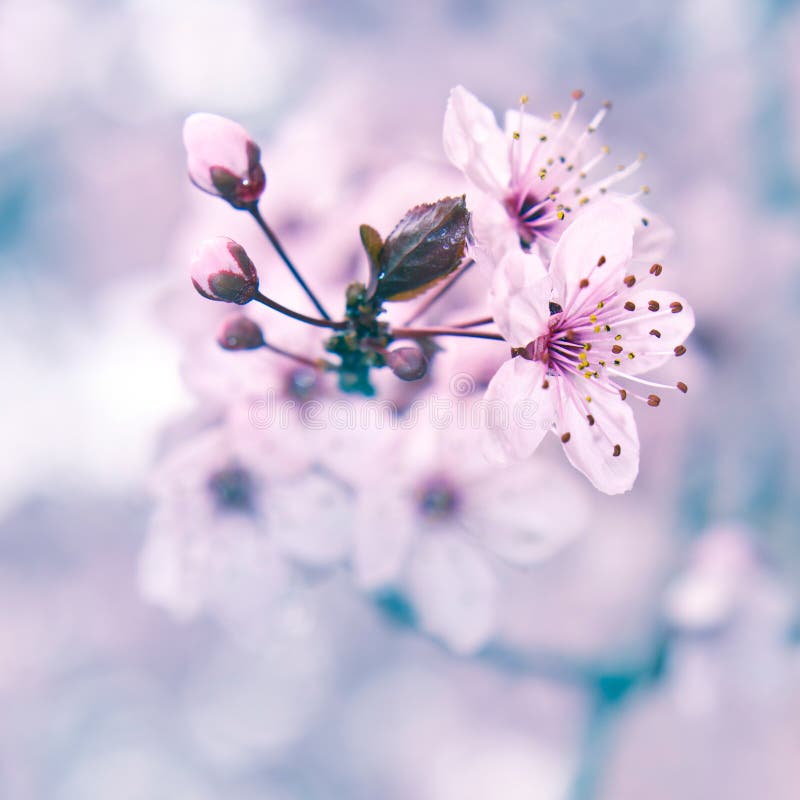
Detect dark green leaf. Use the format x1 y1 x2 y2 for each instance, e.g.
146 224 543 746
375 196 469 302
359 224 383 297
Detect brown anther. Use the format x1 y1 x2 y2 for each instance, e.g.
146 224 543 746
613 444 621 457
603 100 613 109
542 379 550 389
611 344 623 354
579 278 590 288
619 389 627 401
565 329 576 341
571 89 584 101
648 300 660 312
650 263 663 276
670 301 683 314
647 394 661 407
649 329 661 338
561 432 571 443
677 381 688 394
624 301 635 311
584 343 592 352
674 345 687 357
623 275 636 287
510 346 526 358
587 414 595 426
597 255 606 266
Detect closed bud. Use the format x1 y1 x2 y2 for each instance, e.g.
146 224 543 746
191 237 259 304
385 344 428 381
216 315 265 350
183 113 266 208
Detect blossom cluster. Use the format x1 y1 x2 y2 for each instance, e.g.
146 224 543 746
140 87 694 653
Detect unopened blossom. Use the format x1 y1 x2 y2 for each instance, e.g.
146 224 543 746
483 201 694 494
183 112 266 207
384 343 428 381
190 236 259 304
346 418 588 654
443 85 668 261
216 314 265 350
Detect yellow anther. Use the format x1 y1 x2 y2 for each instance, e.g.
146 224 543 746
601 145 610 154
520 94 529 104
597 301 605 309
589 314 597 323
556 210 565 220
579 196 590 206
552 111 562 120
628 352 635 359
614 334 622 341
594 325 601 333
512 131 520 140
538 168 547 179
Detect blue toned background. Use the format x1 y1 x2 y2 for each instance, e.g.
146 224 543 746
1 1 798 798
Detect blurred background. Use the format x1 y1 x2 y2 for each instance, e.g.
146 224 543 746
1 0 799 798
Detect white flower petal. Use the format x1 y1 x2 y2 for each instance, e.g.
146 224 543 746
406 534 496 654
554 379 639 494
353 488 416 589
443 86 510 198
550 200 634 309
612 290 694 375
489 248 551 344
268 468 353 567
483 359 554 464
466 463 588 566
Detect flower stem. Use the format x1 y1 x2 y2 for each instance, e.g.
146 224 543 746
391 325 504 341
253 291 346 330
450 316 494 329
247 204 332 321
263 341 332 370
402 258 475 326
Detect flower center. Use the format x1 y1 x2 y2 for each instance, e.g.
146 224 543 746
504 192 550 248
416 476 460 521
207 465 255 514
285 366 319 400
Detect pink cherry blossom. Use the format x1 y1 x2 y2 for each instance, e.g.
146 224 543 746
190 236 259 304
139 423 352 627
483 201 694 494
183 112 266 207
345 417 588 653
443 85 669 262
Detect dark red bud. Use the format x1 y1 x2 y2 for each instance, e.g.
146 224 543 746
217 315 265 350
386 345 428 381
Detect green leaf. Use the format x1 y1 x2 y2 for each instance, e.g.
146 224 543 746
359 224 383 298
374 196 470 302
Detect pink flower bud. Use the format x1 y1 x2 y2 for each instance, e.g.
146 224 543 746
191 237 259 304
183 113 266 208
385 344 428 381
216 315 265 350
